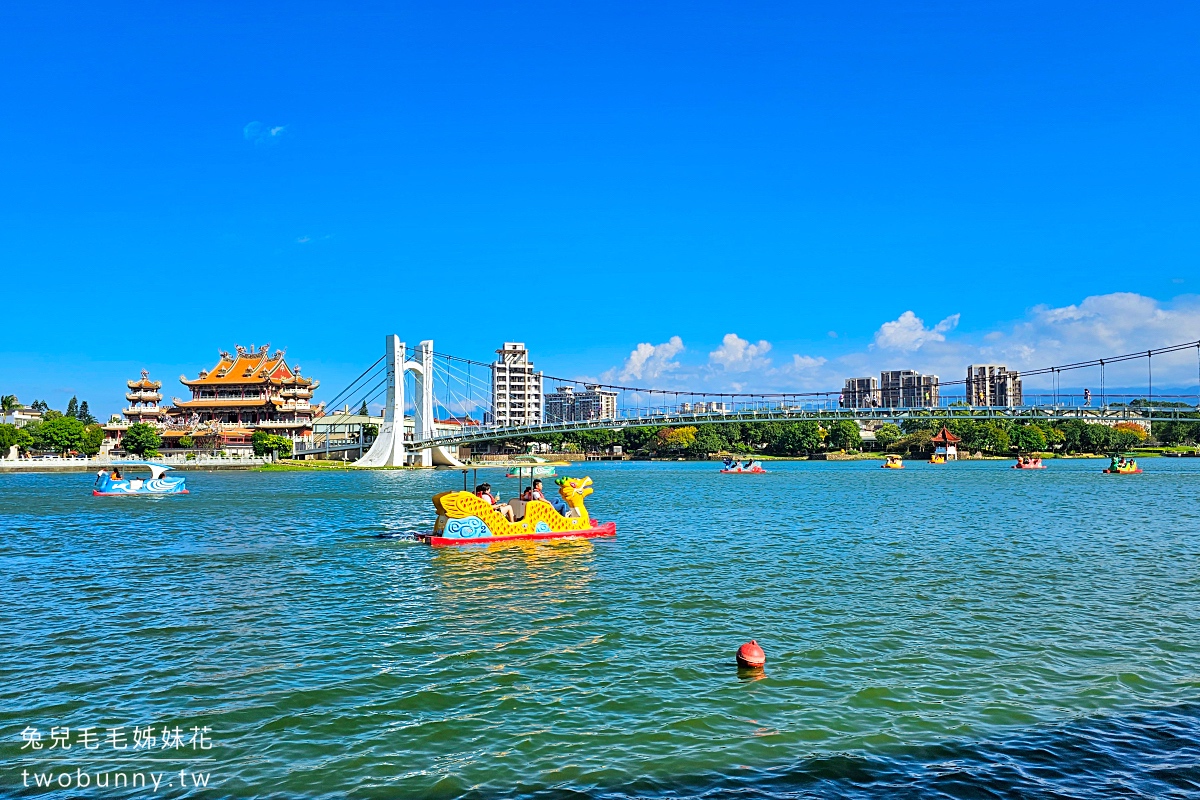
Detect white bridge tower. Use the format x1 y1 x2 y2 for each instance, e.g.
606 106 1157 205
354 336 459 468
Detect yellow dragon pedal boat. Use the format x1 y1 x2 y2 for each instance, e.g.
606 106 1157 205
419 476 616 547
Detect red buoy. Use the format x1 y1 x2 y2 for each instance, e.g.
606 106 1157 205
736 639 765 669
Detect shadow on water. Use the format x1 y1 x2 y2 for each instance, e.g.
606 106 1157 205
455 702 1200 800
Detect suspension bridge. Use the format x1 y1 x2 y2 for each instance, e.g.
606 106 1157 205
295 335 1200 464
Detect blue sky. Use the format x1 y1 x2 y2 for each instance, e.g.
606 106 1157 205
3 1 1200 416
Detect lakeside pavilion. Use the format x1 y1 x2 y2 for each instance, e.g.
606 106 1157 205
932 424 961 460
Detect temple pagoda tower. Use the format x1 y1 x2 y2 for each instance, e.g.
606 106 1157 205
170 344 320 440
124 370 166 424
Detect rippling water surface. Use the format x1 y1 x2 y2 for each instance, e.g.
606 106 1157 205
3 459 1200 798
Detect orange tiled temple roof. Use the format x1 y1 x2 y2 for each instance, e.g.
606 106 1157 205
179 344 315 387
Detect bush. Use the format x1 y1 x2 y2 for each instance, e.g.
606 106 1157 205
179 435 194 449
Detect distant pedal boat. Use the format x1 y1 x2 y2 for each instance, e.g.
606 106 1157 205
93 462 189 496
1013 457 1046 469
720 458 767 474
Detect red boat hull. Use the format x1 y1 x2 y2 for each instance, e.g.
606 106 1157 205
422 520 617 547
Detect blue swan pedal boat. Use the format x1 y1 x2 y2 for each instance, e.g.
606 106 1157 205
93 462 189 496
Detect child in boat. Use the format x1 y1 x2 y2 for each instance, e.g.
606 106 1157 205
476 483 515 522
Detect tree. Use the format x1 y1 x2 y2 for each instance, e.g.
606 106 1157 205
980 424 1010 455
1041 424 1065 450
122 422 162 457
252 430 293 458
1081 423 1111 454
30 400 49 413
899 428 934 455
34 415 86 455
1012 425 1047 454
178 435 195 449
65 396 78 418
80 424 105 457
768 421 822 455
828 420 862 451
358 400 369 416
0 395 17 424
15 427 33 455
0 423 17 457
1111 429 1143 452
1113 422 1148 443
658 426 697 452
623 426 661 454
1154 419 1200 445
874 423 902 451
688 426 728 457
1059 419 1087 453
77 401 96 425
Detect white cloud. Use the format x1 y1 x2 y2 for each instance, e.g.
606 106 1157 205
606 336 685 383
708 333 772 372
592 292 1200 396
976 292 1200 387
788 354 827 372
872 311 960 352
244 121 287 145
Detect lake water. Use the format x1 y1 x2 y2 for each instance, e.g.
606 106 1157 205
3 459 1200 798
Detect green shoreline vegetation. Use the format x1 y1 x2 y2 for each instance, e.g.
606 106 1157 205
483 411 1197 460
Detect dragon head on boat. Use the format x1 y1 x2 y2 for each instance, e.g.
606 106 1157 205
555 476 593 518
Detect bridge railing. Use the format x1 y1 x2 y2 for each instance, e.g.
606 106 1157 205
401 398 1200 448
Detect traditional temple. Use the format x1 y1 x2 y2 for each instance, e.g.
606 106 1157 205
124 369 167 424
168 344 320 439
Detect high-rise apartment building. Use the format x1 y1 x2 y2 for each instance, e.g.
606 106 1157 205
966 364 1023 407
545 384 619 423
841 377 880 408
880 370 940 408
489 342 543 425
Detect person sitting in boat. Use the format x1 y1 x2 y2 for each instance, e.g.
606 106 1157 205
530 478 568 515
723 457 736 470
111 468 122 480
476 483 515 522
